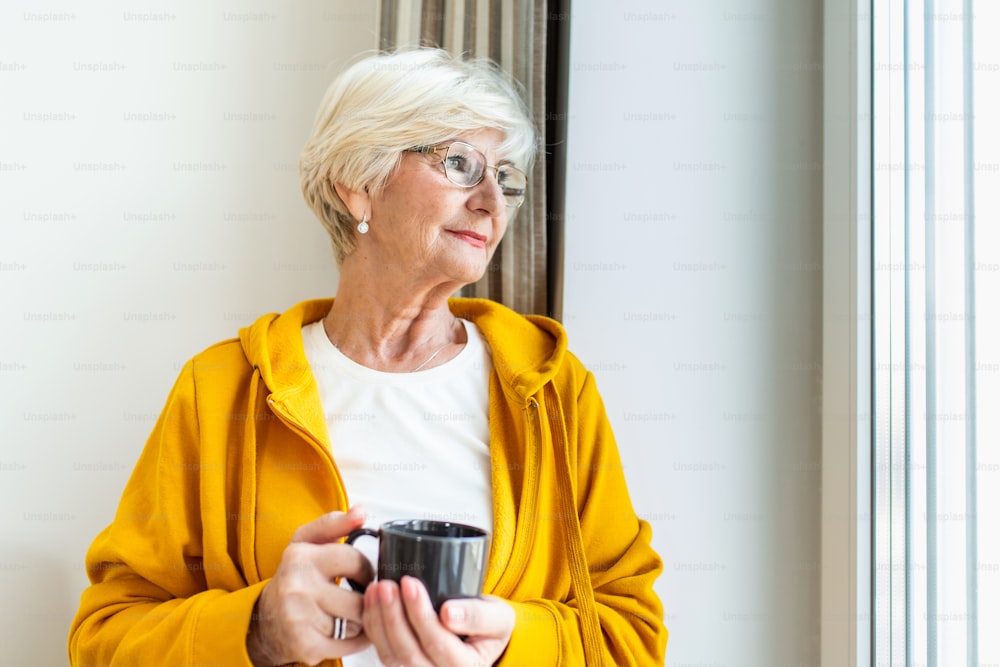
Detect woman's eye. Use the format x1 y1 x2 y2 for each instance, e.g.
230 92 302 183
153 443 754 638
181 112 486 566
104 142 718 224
446 155 473 174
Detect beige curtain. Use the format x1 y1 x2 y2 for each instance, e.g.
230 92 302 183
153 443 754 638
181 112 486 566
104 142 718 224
377 0 553 317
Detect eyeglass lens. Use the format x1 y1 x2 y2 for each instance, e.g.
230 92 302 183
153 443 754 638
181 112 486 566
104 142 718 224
444 143 526 207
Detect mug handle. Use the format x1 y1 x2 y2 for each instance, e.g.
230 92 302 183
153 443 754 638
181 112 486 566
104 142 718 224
344 527 380 592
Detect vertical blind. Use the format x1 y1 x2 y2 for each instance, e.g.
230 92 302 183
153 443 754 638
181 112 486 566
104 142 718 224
872 1 998 665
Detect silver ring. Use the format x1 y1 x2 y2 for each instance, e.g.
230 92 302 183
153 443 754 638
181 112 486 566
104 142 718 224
331 615 347 641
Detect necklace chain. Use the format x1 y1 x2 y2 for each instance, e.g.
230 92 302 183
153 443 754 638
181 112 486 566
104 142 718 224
324 318 458 372
329 338 453 372
411 341 452 372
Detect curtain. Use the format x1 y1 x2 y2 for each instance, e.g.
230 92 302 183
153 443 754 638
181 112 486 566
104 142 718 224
872 1 997 665
376 0 565 318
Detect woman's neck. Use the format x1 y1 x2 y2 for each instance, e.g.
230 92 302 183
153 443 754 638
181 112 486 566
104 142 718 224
321 266 466 372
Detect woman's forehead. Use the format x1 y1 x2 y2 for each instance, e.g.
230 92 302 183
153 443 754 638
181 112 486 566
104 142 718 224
451 129 509 161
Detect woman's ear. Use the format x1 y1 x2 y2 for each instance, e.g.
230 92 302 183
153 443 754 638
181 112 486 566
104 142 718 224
333 182 370 221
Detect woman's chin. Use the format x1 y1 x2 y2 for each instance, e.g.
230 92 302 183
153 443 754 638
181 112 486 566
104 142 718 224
439 254 493 287
451 269 489 289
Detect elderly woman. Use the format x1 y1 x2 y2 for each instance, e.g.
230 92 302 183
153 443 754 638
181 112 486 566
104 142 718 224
69 48 666 666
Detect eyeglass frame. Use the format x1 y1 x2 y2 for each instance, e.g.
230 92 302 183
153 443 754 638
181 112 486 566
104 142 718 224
405 141 527 208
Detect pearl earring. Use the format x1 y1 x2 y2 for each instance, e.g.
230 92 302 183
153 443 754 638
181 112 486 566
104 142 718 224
357 212 369 234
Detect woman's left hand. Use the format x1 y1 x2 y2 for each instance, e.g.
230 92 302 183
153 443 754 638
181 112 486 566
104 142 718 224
362 575 514 667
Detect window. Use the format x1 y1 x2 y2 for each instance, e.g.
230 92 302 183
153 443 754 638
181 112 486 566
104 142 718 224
871 1 998 665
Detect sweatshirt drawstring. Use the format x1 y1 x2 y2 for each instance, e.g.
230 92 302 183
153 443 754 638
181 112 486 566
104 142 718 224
239 364 262 585
541 384 603 664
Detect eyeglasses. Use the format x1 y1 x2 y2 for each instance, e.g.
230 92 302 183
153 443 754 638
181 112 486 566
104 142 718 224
406 141 527 208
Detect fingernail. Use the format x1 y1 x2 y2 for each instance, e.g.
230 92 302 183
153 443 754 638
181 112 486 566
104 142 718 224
402 576 421 601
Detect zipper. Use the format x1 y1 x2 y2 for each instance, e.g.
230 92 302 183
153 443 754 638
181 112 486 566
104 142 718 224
492 396 542 599
266 396 350 511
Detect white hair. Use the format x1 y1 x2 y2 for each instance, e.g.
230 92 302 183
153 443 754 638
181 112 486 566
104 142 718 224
299 48 538 263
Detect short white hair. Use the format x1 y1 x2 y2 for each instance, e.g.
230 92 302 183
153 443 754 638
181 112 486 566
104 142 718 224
299 48 538 263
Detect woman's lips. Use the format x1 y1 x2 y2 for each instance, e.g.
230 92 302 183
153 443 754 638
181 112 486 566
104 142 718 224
446 229 487 248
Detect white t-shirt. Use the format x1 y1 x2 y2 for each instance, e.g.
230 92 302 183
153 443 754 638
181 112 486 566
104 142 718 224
300 318 494 667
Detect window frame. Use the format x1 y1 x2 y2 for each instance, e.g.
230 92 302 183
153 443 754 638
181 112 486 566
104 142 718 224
821 1 874 666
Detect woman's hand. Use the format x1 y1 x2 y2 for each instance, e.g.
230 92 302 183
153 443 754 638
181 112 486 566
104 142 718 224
363 575 514 667
247 506 375 666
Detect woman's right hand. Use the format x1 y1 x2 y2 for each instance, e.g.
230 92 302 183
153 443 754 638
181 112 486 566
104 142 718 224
247 505 375 666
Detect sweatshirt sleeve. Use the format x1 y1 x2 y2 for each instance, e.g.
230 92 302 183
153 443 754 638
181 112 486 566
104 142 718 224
499 370 668 667
68 360 263 666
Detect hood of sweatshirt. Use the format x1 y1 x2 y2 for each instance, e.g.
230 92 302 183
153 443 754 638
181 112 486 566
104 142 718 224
237 297 568 404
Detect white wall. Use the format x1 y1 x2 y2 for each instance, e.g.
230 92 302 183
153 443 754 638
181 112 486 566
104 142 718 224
563 2 823 665
0 2 376 662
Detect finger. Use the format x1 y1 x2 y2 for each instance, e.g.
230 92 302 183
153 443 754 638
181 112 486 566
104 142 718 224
272 541 372 602
327 615 363 641
291 505 366 544
363 581 397 665
305 541 374 585
315 585 365 630
369 580 434 667
400 576 465 663
286 587 368 658
439 594 515 638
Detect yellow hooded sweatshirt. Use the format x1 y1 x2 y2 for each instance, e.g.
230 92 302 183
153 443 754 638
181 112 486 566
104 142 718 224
69 298 667 666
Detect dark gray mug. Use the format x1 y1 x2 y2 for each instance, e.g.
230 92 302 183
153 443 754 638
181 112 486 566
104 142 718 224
346 519 488 611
